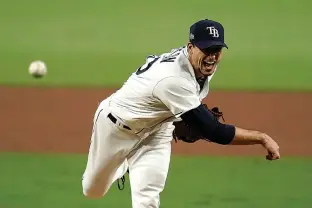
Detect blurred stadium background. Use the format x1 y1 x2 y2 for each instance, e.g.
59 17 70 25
0 0 311 207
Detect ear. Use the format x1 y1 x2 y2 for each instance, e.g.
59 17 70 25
187 42 194 54
187 42 194 50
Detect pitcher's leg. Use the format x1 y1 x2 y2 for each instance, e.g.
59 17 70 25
128 142 171 208
82 108 139 199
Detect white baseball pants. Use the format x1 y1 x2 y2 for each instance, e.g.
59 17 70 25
82 99 172 208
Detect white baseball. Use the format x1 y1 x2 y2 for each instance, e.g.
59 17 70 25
28 60 47 78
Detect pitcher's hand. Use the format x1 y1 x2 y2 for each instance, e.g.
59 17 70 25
261 134 280 160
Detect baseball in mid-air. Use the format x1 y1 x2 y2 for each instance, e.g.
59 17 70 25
28 60 47 78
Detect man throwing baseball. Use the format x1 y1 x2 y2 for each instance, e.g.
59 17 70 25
81 19 280 207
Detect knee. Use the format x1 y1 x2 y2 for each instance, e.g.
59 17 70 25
83 188 106 199
82 177 109 199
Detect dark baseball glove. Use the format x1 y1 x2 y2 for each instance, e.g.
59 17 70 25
172 104 225 143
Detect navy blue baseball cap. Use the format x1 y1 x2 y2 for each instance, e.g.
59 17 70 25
189 19 228 49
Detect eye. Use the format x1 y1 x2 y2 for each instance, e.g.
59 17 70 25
202 47 222 54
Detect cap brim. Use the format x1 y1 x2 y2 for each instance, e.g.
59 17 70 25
195 40 228 49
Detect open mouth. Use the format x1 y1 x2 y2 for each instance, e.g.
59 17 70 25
203 61 216 68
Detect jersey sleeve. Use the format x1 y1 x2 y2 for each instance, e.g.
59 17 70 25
152 76 201 117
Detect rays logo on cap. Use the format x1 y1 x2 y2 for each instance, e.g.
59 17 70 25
206 26 219 38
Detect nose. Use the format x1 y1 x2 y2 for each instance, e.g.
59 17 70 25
207 53 216 60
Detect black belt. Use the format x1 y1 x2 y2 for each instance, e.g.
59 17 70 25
107 113 131 130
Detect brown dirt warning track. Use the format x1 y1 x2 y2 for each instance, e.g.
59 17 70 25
0 86 311 157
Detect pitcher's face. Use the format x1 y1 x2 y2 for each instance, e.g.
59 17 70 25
187 43 223 77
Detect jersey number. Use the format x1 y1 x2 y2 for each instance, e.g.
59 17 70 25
136 55 160 75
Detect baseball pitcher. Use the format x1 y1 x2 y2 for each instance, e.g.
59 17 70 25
81 19 280 207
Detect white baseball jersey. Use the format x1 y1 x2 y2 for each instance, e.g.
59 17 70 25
108 46 217 138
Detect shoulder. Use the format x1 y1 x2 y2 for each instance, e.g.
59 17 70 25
136 47 185 76
156 47 192 77
159 47 186 63
133 46 194 87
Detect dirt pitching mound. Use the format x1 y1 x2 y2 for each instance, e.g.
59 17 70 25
0 86 311 156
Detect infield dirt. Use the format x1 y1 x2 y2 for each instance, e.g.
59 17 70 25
1 87 311 156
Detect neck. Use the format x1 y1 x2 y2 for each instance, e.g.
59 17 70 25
194 68 207 79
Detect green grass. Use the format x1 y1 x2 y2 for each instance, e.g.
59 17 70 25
0 0 311 90
0 152 311 208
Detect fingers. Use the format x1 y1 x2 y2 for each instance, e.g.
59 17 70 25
266 150 280 161
262 136 280 161
266 155 272 160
